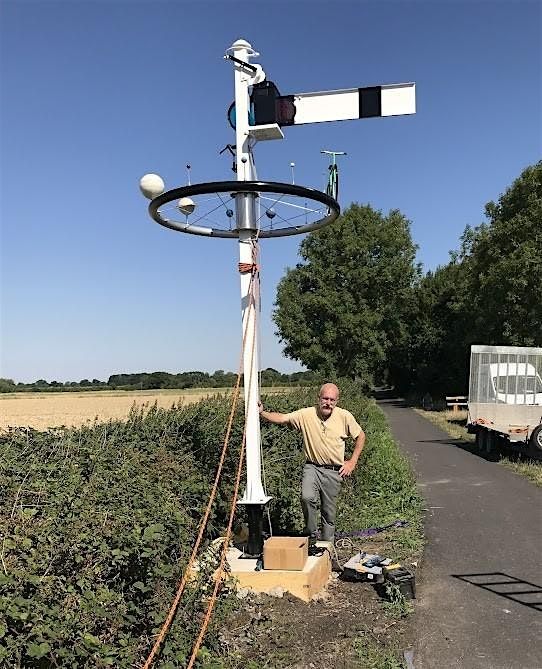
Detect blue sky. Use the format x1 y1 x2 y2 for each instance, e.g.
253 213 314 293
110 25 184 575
1 0 540 383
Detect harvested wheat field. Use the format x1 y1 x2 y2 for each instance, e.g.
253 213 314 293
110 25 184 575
0 387 291 430
0 389 230 430
0 389 227 430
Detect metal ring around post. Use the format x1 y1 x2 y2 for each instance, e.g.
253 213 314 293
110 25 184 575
149 181 340 238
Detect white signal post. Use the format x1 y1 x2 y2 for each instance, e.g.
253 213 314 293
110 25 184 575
229 40 271 514
142 38 416 558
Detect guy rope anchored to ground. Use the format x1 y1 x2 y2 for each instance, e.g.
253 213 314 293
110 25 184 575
140 243 261 669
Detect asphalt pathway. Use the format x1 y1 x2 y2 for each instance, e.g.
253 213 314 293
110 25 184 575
378 399 542 669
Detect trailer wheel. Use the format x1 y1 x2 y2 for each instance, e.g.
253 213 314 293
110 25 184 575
497 434 508 453
477 428 491 454
530 425 542 452
485 430 496 455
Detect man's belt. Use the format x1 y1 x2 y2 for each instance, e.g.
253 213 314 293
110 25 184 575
306 461 342 471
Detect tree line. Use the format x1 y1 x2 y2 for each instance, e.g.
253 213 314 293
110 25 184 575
0 369 319 393
273 161 541 399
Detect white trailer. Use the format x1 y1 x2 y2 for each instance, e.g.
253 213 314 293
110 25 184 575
467 345 542 457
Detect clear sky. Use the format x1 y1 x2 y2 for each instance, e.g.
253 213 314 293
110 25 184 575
1 0 540 383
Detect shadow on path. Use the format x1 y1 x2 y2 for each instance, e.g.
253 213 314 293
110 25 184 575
452 573 542 612
415 438 504 462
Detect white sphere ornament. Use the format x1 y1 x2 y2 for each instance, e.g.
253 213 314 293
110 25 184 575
177 197 195 215
139 173 165 199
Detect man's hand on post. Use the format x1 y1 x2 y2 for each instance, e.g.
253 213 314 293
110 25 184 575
258 400 264 414
339 459 356 478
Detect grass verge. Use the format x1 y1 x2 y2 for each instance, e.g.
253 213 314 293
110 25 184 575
415 408 542 488
353 634 407 669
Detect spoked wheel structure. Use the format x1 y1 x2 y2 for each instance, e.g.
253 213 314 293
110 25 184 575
149 180 340 238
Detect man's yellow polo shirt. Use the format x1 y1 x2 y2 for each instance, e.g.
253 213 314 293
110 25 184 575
284 406 363 466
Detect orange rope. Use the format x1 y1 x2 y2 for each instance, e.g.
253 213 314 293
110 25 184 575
238 261 259 274
139 266 258 669
186 430 247 668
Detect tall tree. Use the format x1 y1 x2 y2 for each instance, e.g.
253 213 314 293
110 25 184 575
390 259 471 395
395 161 542 397
273 204 419 387
465 161 542 346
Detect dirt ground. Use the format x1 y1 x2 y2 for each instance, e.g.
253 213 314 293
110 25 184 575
220 535 417 669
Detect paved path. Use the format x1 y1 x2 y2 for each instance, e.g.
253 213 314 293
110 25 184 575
378 399 542 669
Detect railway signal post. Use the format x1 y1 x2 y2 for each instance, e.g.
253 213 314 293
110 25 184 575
140 37 416 560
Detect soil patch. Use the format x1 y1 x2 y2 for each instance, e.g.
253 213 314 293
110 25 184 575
220 537 417 669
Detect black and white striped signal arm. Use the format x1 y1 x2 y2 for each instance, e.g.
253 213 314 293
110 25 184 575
251 82 416 127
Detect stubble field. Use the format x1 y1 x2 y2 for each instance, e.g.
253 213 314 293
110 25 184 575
0 388 287 430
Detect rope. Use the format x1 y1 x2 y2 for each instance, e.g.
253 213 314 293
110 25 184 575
187 425 248 668
139 267 258 669
238 262 259 274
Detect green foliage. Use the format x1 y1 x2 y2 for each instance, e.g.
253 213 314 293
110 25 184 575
0 386 422 666
4 369 318 393
382 583 414 618
464 161 542 346
273 204 420 388
390 259 471 396
353 633 405 669
394 161 542 397
0 378 16 393
0 405 239 667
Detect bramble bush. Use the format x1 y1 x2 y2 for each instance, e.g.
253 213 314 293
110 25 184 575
0 401 241 668
0 384 421 667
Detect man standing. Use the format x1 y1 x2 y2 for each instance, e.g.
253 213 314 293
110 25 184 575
258 383 365 545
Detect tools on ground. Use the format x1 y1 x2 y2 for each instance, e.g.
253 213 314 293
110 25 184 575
342 551 416 598
385 566 416 599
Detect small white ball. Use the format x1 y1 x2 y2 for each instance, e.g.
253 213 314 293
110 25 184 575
139 173 165 199
177 197 195 215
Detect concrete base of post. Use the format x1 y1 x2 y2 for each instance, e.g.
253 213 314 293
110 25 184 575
225 545 332 602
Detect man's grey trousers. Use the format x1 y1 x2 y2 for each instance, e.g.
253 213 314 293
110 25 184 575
301 462 342 542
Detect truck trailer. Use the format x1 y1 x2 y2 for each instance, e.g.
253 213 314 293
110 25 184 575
467 345 542 457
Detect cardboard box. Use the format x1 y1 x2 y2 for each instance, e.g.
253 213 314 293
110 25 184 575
263 536 308 571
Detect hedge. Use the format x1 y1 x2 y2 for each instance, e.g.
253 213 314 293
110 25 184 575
0 382 422 667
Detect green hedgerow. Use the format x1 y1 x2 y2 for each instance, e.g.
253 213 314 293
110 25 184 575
0 384 422 667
